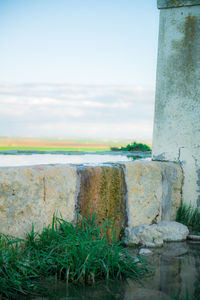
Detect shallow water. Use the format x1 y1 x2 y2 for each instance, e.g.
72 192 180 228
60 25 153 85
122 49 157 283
31 241 200 300
0 152 149 167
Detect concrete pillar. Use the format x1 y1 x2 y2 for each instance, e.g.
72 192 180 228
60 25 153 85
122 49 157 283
152 0 200 206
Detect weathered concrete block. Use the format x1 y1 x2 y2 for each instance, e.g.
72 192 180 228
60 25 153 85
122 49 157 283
124 161 162 227
0 161 183 239
161 162 183 221
153 2 200 207
158 0 200 9
0 165 77 237
42 165 77 224
77 164 126 240
124 161 182 228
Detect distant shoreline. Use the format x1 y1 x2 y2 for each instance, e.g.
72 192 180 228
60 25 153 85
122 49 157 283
0 137 152 152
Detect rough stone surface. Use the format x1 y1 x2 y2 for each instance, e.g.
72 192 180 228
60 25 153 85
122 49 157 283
124 161 182 228
124 161 162 227
161 162 183 220
158 0 200 9
126 221 189 247
152 4 200 207
0 165 77 237
157 221 189 241
0 161 183 238
77 164 126 240
126 224 163 247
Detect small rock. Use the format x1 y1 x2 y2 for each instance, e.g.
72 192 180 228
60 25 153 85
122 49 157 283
125 224 164 247
188 234 200 241
139 248 152 255
126 221 189 247
145 241 163 248
156 221 189 242
133 257 140 263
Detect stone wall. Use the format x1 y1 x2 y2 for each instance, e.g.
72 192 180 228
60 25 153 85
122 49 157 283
0 160 183 238
0 165 77 237
152 0 200 206
124 161 182 228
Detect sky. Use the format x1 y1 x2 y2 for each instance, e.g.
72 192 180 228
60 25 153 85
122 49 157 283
0 0 159 140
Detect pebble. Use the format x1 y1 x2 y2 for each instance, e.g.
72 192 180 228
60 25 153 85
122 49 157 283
139 248 152 255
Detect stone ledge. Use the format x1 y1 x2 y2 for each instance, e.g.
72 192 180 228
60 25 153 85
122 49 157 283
0 161 183 238
158 0 200 9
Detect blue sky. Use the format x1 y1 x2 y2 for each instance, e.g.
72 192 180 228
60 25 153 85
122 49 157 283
0 0 159 139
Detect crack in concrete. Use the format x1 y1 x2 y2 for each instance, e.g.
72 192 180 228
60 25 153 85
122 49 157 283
177 147 185 205
192 154 199 168
178 146 185 162
178 147 200 207
43 177 46 202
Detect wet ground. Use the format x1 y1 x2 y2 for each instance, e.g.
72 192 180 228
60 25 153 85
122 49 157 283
31 241 200 300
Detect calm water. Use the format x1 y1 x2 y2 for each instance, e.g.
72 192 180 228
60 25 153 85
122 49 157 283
31 241 200 300
0 153 150 167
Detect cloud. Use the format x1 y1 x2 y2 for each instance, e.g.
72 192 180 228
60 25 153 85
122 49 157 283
0 84 155 139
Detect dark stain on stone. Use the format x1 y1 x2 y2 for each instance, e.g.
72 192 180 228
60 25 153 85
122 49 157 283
196 169 200 207
185 15 195 40
77 164 127 241
197 169 200 188
152 213 160 224
169 14 200 97
158 0 200 9
154 11 200 129
161 164 178 221
183 15 196 71
197 196 200 207
152 153 166 161
43 177 46 202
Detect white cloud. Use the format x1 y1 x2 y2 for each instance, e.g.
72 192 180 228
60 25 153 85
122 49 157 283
0 84 155 139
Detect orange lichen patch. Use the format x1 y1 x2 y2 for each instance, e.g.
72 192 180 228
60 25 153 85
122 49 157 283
185 15 196 41
77 165 126 241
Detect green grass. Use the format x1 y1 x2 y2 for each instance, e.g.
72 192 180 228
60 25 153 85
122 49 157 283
0 146 109 152
111 141 151 152
0 214 149 299
176 203 200 234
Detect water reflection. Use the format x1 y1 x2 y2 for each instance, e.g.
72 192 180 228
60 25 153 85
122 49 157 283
124 242 200 300
31 242 200 300
0 152 150 167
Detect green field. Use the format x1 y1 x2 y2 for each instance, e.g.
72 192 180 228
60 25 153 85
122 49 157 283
0 146 110 152
0 137 152 153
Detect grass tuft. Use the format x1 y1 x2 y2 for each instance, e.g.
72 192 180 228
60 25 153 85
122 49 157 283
176 203 200 234
0 214 149 299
